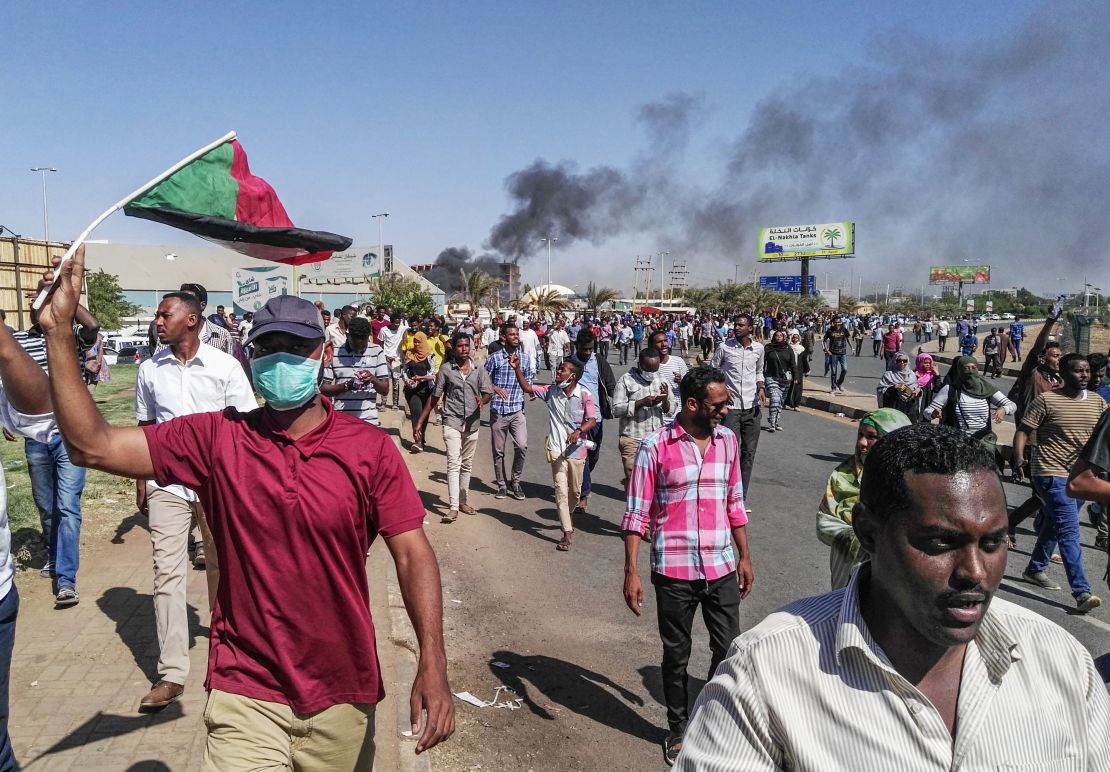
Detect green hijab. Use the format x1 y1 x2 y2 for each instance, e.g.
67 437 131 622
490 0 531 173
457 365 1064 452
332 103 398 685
944 356 996 399
859 407 913 437
817 408 911 588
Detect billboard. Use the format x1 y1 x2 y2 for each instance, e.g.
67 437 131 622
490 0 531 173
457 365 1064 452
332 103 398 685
929 265 991 284
819 288 841 310
233 266 289 316
300 245 387 286
758 222 854 260
759 275 817 293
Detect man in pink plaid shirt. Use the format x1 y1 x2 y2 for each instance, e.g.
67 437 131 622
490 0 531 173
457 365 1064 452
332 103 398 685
621 365 754 767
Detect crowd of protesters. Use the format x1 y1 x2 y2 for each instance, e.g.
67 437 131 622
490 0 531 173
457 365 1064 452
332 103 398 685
0 248 1105 770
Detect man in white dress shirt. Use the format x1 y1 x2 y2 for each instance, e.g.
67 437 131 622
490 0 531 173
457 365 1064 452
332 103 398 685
677 423 1110 770
135 292 257 710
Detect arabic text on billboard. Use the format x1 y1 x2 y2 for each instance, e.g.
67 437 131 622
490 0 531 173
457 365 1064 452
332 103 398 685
929 265 991 285
233 266 289 316
758 222 854 260
300 246 384 285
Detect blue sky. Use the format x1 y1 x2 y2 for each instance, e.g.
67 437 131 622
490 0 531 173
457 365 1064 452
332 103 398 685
7 0 1102 295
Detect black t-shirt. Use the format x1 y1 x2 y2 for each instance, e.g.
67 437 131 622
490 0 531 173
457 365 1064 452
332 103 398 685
824 328 849 355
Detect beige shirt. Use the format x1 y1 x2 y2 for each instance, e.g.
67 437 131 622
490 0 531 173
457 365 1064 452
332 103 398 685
677 566 1110 771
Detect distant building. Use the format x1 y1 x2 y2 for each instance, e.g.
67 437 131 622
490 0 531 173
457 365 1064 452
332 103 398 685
497 262 521 305
82 242 447 329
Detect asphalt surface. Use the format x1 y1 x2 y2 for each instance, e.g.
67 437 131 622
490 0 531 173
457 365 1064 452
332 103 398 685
408 352 1109 771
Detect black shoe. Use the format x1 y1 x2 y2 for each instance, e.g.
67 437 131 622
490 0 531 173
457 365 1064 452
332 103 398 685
495 487 508 499
509 482 525 500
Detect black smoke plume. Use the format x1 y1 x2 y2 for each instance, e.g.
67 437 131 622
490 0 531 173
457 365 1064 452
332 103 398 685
450 5 1109 289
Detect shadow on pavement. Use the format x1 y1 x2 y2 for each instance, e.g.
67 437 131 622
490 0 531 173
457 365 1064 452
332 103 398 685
112 511 150 544
127 764 173 772
807 452 851 464
482 508 560 544
96 588 208 685
1094 653 1110 685
28 703 184 765
488 651 663 743
10 527 46 570
997 577 1077 614
637 665 707 721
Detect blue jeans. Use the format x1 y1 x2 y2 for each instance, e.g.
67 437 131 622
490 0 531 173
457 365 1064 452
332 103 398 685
1026 476 1091 597
828 354 847 389
0 585 18 771
25 434 86 590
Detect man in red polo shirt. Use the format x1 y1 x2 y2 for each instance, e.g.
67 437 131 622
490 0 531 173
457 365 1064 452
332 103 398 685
37 247 452 769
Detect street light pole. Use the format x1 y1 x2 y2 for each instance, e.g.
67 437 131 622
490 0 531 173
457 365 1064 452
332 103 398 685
539 237 557 290
371 212 389 274
30 167 57 244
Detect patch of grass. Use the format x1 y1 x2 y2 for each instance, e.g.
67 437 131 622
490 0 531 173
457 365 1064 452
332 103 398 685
5 364 143 534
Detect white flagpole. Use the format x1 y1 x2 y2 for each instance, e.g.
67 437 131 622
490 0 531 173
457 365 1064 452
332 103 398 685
32 130 237 310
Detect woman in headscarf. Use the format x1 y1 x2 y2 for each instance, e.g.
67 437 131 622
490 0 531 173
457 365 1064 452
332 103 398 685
914 351 939 416
817 408 912 589
874 351 921 421
402 331 438 452
762 330 798 432
923 355 1015 451
785 332 806 410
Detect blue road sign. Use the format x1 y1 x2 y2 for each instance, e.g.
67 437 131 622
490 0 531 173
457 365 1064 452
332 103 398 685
759 275 817 293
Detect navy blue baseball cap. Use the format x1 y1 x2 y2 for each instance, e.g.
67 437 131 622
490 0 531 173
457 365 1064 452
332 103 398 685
246 295 325 343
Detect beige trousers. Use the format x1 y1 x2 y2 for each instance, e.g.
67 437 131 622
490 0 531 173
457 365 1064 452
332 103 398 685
443 425 480 510
148 488 214 685
202 688 375 771
618 435 644 485
551 456 585 533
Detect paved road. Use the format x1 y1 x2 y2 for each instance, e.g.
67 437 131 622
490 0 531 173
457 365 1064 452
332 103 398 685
407 355 1110 771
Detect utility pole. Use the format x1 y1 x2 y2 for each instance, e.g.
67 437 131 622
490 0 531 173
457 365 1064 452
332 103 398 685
658 251 670 306
669 259 689 304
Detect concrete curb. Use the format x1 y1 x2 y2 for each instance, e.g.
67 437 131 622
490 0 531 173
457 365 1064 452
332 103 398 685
386 561 432 772
383 425 433 772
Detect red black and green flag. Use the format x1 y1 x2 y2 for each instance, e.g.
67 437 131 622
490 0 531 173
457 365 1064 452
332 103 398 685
124 138 351 265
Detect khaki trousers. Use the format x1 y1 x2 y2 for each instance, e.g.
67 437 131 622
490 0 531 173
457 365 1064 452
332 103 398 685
148 488 211 685
443 425 479 510
551 456 585 533
618 435 643 485
202 688 375 771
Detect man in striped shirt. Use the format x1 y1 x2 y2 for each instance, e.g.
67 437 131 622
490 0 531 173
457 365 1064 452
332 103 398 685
677 423 1110 770
321 317 390 426
1016 353 1105 611
622 366 753 766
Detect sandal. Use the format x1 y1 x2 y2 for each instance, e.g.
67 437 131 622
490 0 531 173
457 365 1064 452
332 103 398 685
556 533 573 552
663 734 682 767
